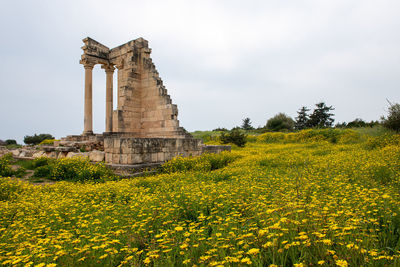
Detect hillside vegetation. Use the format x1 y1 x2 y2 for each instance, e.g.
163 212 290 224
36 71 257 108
1 129 400 266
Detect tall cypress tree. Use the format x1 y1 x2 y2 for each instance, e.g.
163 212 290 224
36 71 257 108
241 117 254 130
295 106 310 130
308 102 335 128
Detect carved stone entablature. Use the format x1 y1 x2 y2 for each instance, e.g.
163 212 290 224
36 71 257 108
82 37 110 60
79 57 96 69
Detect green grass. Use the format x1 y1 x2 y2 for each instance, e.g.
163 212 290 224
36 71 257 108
190 130 223 142
353 125 395 136
13 159 35 170
5 144 22 149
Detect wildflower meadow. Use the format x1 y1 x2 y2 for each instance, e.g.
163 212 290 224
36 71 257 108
1 129 400 266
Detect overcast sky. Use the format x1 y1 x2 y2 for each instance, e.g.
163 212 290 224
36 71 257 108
0 0 399 142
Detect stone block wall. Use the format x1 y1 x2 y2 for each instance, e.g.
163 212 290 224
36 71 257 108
104 137 204 165
61 134 104 142
58 134 104 151
109 39 188 138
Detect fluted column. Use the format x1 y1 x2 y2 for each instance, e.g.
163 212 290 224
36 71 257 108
102 64 115 133
81 59 95 135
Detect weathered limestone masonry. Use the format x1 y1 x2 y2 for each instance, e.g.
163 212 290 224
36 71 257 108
80 37 190 138
58 37 230 166
104 138 204 165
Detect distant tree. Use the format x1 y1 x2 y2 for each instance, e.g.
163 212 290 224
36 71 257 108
335 122 347 128
382 101 400 132
336 119 380 128
241 117 254 130
346 118 367 128
308 102 335 128
5 139 17 145
266 113 295 132
0 140 6 146
366 120 381 127
220 129 247 147
213 127 228 132
24 134 54 145
294 106 310 130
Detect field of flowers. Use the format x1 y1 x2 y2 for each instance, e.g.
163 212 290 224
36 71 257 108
1 129 400 266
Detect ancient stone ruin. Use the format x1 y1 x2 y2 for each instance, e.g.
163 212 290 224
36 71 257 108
52 37 230 166
80 37 191 138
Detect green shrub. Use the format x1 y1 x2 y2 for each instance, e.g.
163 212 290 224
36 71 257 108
50 157 115 182
0 153 14 177
220 129 247 147
382 102 400 132
266 113 295 132
5 139 17 145
24 134 54 145
33 165 51 178
4 156 114 182
32 157 52 168
13 167 26 178
39 139 58 146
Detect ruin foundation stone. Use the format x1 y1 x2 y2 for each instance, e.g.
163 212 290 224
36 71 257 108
57 37 230 166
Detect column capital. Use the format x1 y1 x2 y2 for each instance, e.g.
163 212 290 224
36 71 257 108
101 64 115 73
114 58 124 70
80 58 96 69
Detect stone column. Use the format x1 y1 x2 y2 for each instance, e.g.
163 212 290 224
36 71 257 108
115 59 124 110
81 59 95 135
102 64 115 133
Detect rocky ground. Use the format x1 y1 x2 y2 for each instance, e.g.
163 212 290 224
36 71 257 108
0 144 105 162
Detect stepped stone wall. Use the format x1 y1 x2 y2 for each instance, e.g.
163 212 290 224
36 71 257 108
81 37 189 138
